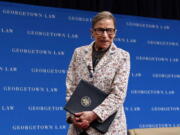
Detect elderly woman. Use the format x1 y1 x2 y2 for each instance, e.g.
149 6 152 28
66 11 130 135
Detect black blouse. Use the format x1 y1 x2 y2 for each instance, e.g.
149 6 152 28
92 45 110 69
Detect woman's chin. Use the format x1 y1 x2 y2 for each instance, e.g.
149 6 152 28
101 43 111 49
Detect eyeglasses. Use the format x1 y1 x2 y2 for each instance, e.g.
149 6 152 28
93 28 116 35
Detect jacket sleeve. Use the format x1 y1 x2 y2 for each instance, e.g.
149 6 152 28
93 52 130 122
65 49 78 120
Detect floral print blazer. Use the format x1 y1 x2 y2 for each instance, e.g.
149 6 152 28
66 42 130 135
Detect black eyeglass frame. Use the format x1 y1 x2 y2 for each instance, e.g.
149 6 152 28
93 28 117 35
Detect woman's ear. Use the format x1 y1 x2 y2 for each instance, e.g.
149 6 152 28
90 28 93 34
90 28 94 39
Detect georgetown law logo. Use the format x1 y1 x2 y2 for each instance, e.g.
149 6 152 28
81 96 91 107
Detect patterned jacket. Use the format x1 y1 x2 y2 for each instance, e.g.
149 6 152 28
66 42 130 135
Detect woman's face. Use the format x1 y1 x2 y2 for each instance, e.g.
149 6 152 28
91 19 116 49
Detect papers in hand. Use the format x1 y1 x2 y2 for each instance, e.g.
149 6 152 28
64 80 116 133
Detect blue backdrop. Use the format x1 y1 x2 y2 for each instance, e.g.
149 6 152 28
0 2 180 135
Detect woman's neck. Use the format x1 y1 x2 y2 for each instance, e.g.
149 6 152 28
94 44 110 51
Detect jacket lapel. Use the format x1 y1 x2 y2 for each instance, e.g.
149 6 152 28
83 42 93 70
83 42 117 72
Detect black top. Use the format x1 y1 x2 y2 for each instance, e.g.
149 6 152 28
92 44 110 69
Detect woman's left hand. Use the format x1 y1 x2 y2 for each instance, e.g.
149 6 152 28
75 111 98 124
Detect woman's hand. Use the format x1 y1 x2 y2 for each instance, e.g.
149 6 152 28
71 111 98 129
75 111 98 124
72 117 90 129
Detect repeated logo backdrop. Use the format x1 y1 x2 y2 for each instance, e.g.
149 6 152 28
0 1 180 135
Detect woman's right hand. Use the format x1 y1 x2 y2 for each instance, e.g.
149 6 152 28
72 116 90 129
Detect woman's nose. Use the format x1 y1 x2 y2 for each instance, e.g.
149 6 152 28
101 31 109 37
